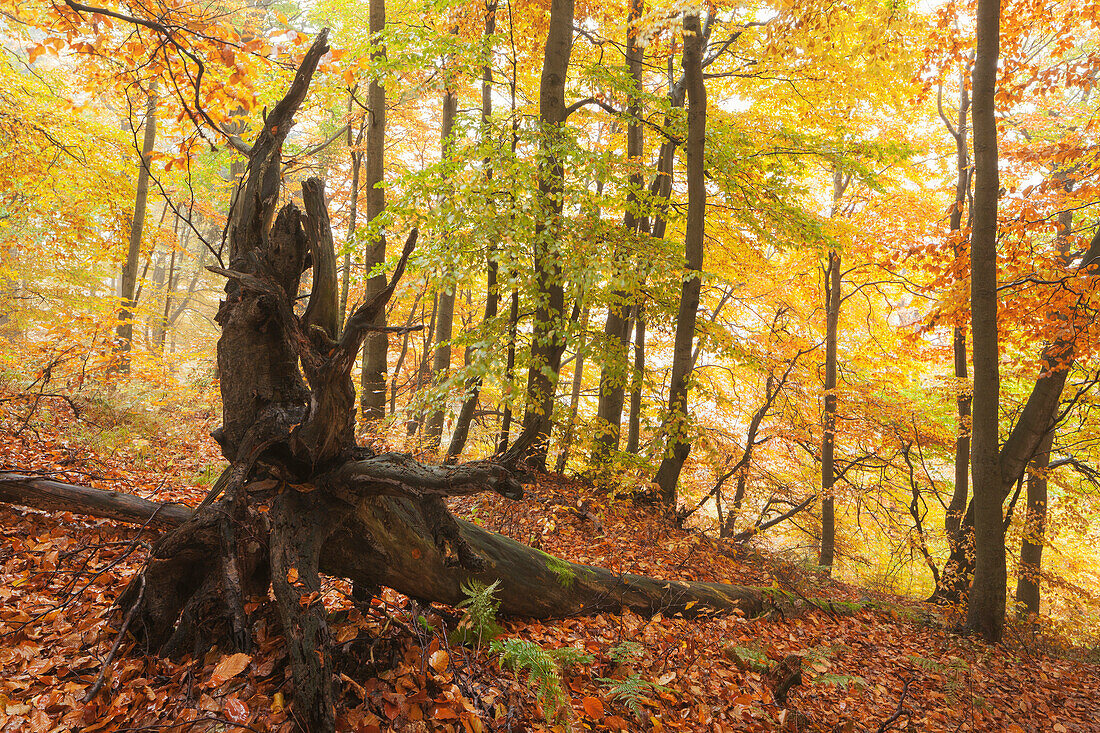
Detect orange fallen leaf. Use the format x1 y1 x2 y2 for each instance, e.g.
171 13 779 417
429 649 449 673
211 652 251 684
581 696 604 719
223 696 249 724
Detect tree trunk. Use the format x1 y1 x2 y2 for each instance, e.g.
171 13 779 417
497 287 519 452
425 81 460 448
819 250 840 571
555 302 590 472
945 70 972 555
447 1 500 460
408 293 438 435
0 472 769 624
342 90 363 328
652 13 706 507
1014 428 1051 620
963 0 1005 643
625 300 645 454
360 0 388 420
818 166 847 574
502 0 574 472
114 87 157 375
593 0 645 464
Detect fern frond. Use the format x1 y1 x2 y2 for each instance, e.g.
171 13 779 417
491 638 571 722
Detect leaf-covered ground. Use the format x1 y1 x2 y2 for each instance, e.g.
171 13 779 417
2 396 1099 732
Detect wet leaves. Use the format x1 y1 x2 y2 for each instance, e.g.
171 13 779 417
1 400 1099 732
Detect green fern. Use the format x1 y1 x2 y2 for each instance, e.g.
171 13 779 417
810 673 867 689
608 640 644 667
724 645 770 671
551 644 595 671
450 579 502 647
597 673 670 720
491 638 579 722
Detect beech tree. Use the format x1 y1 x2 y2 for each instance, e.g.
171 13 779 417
359 0 388 420
652 11 707 506
113 88 157 375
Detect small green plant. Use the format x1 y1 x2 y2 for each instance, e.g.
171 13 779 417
193 462 226 488
608 640 644 667
810 673 867 689
551 644 595 671
542 552 576 588
723 644 770 671
491 638 591 722
908 654 967 703
450 579 502 647
597 673 670 720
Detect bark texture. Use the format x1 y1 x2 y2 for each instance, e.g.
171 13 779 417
593 0 645 463
652 13 706 507
114 88 158 374
503 0 574 471
360 0 388 419
964 0 1005 643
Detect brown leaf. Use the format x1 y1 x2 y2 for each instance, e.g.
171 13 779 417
581 696 604 719
429 649 449 674
211 652 251 684
223 696 249 724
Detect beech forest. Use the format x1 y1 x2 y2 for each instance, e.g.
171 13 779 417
1 0 1099 731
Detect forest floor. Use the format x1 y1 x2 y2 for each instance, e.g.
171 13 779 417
1 393 1099 733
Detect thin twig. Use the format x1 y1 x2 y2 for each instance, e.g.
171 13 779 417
84 575 145 702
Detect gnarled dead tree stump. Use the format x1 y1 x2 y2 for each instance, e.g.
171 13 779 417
0 30 768 733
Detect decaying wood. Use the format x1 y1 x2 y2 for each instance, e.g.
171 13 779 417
0 473 192 528
0 472 766 620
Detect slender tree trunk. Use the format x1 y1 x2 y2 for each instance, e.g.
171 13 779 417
114 87 158 375
652 13 706 507
625 301 645 454
342 91 363 330
963 0 1005 643
818 168 847 573
555 303 590 472
945 70 973 566
154 232 176 354
1015 429 1052 620
818 249 840 571
497 288 519 452
426 80 460 448
408 294 438 435
389 283 427 414
448 0 500 460
360 0 388 419
501 0 574 472
593 0 644 463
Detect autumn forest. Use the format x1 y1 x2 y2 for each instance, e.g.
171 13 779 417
1 0 1100 731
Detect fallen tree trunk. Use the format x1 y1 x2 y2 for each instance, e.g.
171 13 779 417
0 473 192 528
0 472 766 620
